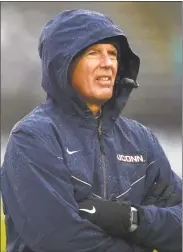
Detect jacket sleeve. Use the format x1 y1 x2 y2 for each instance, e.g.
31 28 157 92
130 128 182 252
1 127 145 252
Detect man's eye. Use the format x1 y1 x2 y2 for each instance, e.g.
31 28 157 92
109 52 118 58
88 51 98 55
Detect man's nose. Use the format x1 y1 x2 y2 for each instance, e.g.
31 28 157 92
100 54 113 68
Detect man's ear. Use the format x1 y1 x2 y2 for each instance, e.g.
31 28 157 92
67 53 82 86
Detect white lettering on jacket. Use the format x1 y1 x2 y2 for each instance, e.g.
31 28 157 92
117 154 145 163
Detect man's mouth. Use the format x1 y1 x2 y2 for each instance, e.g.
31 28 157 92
96 77 111 81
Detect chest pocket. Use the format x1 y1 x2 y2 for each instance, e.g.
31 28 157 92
64 149 94 202
71 174 92 202
114 153 147 204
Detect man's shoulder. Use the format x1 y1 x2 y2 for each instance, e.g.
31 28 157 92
11 103 55 137
116 116 155 144
117 116 150 134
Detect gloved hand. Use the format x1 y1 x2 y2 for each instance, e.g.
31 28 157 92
78 198 131 237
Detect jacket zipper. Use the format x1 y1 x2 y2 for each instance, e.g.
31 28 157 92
98 120 107 199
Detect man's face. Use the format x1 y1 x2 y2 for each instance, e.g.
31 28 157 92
70 43 118 105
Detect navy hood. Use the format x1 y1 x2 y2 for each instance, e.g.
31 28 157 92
38 9 140 118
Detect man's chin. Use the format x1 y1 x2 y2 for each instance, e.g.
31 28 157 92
92 94 113 105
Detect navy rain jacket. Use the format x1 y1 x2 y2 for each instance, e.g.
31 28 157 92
1 9 182 252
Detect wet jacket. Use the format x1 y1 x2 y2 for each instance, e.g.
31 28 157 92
1 9 182 252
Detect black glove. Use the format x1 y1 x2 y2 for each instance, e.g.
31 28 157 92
78 198 131 237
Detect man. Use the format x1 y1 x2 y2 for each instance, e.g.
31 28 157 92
1 9 181 252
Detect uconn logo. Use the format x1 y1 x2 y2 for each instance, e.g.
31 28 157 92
117 154 145 163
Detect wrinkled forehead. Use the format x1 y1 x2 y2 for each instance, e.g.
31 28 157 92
84 37 120 54
72 37 121 61
87 42 118 53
